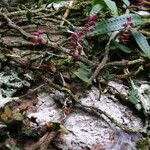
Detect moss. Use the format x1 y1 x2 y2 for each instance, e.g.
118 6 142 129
136 138 150 150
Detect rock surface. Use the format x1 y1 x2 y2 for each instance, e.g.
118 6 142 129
28 85 143 150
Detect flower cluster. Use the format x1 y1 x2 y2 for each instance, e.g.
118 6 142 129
31 29 48 44
119 17 134 44
69 15 98 59
122 17 134 28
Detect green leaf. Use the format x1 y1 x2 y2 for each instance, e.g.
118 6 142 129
110 40 132 53
11 148 20 150
74 71 91 83
48 0 61 3
128 89 141 110
89 14 143 36
103 0 118 17
92 0 103 6
90 4 103 16
103 70 116 80
128 89 140 105
73 62 92 83
121 0 130 6
132 30 150 59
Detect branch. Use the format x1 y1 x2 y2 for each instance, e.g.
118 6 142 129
0 12 34 39
29 131 59 150
104 58 145 68
90 31 119 82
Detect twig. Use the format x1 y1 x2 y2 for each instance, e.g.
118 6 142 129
104 58 145 68
143 0 150 5
90 31 119 82
83 104 145 133
43 77 79 103
115 72 134 79
19 84 45 99
0 12 34 39
29 131 59 150
6 7 51 17
60 0 74 26
47 43 95 66
140 30 150 36
60 17 76 29
129 5 150 11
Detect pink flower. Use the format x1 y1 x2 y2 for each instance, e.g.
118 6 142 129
119 28 132 44
31 36 47 44
93 15 98 21
76 46 83 51
78 31 85 36
37 37 43 44
31 29 47 44
127 17 134 26
70 42 77 47
31 36 39 43
68 15 98 59
88 21 96 26
126 29 132 33
127 17 132 22
31 29 46 36
122 23 128 28
87 15 98 21
32 32 40 36
78 39 84 45
69 52 80 60
69 49 75 54
71 33 78 38
122 17 134 28
84 23 91 28
37 29 46 34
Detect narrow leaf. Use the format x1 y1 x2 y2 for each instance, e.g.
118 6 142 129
74 71 91 83
132 30 150 59
111 40 132 53
128 89 142 110
103 0 118 17
90 14 143 36
128 89 140 105
122 0 130 6
90 4 103 16
73 62 92 83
